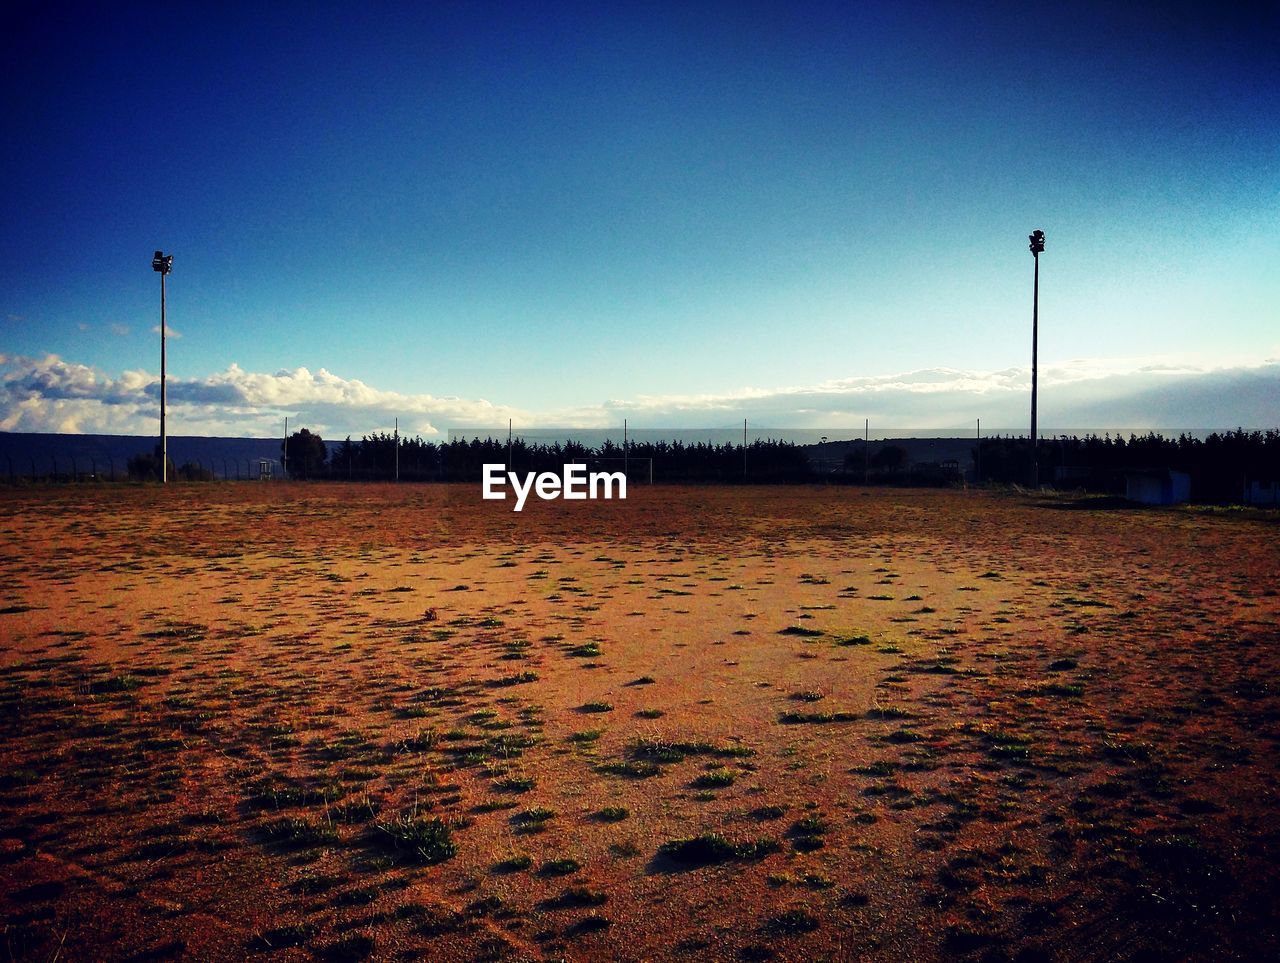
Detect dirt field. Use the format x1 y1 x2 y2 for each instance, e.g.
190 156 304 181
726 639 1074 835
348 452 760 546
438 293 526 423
1 483 1277 962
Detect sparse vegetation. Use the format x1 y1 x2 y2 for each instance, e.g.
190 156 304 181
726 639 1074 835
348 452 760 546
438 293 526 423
658 833 781 866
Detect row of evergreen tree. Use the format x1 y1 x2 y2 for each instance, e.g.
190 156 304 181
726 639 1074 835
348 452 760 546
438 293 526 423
285 430 812 483
975 429 1280 501
125 427 1279 502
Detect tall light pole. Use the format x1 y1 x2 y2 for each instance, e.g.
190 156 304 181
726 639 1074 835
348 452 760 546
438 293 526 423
1028 229 1044 488
152 250 173 483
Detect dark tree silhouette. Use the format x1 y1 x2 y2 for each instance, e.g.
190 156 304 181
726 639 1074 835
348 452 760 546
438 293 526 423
126 446 175 481
871 445 908 473
283 429 327 480
974 429 1280 502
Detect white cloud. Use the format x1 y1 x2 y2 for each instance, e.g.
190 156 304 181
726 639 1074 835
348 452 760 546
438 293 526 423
0 352 1275 437
151 325 182 338
0 355 526 437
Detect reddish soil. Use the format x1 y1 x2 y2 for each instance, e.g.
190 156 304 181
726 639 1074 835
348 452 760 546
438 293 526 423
0 483 1277 961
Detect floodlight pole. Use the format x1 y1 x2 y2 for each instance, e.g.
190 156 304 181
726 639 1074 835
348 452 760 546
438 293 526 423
161 271 167 483
1028 230 1045 488
151 250 173 483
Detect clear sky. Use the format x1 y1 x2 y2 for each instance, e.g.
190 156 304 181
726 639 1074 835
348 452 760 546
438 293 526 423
2 0 1277 437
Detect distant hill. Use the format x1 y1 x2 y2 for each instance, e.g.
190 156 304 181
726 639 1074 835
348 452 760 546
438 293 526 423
0 432 283 480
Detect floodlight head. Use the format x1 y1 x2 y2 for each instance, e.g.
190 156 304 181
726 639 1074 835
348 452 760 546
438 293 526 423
152 251 173 274
1028 230 1045 255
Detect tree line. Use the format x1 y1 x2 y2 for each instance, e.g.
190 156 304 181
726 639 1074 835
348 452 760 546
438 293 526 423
120 427 1280 503
282 430 811 483
975 429 1280 501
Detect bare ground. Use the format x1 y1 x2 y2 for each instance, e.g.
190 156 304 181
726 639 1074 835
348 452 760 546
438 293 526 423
0 483 1277 962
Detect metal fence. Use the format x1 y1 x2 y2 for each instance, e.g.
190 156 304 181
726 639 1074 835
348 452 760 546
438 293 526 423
0 453 284 484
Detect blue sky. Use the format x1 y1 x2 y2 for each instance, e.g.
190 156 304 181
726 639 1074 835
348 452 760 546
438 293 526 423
2 1 1277 437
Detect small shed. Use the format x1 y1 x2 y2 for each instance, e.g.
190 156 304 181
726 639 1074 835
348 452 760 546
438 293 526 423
1124 470 1190 505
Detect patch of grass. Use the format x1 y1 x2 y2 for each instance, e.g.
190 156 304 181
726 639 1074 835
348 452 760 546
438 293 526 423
629 737 754 763
779 625 824 637
394 728 440 752
494 775 535 792
789 812 829 852
489 671 539 687
578 701 614 713
511 807 556 826
372 813 457 864
789 690 825 702
569 729 603 744
546 886 608 909
597 760 662 779
635 708 665 719
886 728 923 743
261 816 339 848
625 675 657 686
864 705 913 719
852 760 898 776
595 806 630 822
566 914 611 936
791 813 828 835
983 730 1034 761
657 833 781 867
539 857 582 876
691 768 737 789
491 854 533 873
833 634 872 646
1036 682 1084 697
778 710 859 724
333 885 379 907
89 674 144 694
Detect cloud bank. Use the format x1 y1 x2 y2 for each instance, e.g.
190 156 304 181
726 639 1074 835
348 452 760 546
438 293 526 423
0 352 1276 438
